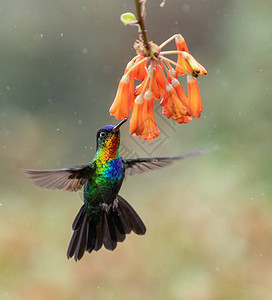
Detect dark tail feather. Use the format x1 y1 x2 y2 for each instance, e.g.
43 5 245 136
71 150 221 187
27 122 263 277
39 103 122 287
67 197 146 261
72 204 86 230
116 195 146 235
74 214 88 261
67 229 80 259
94 217 103 251
102 214 117 250
115 206 131 234
86 221 96 253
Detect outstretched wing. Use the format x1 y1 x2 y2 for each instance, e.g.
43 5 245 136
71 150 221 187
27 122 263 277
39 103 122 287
25 164 95 192
123 147 218 176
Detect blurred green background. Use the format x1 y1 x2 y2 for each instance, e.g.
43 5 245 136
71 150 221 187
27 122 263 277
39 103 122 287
0 0 271 299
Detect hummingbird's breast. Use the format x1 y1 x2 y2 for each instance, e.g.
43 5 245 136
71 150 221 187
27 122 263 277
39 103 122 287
84 156 125 210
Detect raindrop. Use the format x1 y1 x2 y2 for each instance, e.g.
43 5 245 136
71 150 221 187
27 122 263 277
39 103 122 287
78 120 83 125
40 33 44 38
60 33 64 37
82 48 88 55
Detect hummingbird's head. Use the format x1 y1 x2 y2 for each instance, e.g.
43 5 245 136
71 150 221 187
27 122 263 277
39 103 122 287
96 119 127 154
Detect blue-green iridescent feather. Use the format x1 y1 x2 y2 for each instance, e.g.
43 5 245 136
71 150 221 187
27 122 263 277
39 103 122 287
83 126 125 219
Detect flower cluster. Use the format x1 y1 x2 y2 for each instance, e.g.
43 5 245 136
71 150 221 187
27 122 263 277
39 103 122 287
109 34 207 141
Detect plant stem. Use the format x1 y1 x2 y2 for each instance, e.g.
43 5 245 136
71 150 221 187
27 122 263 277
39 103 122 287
135 0 150 52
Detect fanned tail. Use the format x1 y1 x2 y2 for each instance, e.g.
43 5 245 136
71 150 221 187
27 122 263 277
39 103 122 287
67 195 146 261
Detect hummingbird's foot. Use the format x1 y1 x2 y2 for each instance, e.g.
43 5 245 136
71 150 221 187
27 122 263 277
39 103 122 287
100 202 111 214
112 198 119 211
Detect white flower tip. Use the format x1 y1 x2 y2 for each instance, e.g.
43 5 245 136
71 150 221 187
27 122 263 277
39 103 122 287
171 78 179 87
126 61 134 69
144 90 153 100
187 74 195 82
121 74 130 83
135 95 143 104
170 69 176 77
166 84 173 92
175 35 184 43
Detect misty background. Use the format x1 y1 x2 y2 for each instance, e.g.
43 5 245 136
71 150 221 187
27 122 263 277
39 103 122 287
0 0 271 299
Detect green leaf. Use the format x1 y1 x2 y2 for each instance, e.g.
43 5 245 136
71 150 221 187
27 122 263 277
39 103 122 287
120 12 137 26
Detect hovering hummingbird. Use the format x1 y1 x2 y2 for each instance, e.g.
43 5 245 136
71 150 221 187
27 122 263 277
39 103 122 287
25 119 215 261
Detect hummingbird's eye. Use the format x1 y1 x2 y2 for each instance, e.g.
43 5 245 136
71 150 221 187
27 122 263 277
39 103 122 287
100 131 106 138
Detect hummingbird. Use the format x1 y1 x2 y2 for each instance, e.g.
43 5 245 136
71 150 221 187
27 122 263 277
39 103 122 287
25 119 215 261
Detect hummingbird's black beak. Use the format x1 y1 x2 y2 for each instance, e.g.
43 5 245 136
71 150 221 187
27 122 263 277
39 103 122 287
112 119 127 132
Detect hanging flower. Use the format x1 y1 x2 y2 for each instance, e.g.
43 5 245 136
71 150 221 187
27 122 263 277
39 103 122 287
109 32 207 141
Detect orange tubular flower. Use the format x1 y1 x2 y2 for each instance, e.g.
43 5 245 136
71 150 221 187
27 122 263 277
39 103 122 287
187 75 202 119
109 74 133 119
141 91 160 141
161 84 187 120
151 65 166 99
175 35 190 76
129 95 145 136
133 56 147 81
171 78 188 108
110 32 207 140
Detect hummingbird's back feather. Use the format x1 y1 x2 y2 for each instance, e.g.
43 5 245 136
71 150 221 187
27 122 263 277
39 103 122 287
123 146 219 176
67 195 146 261
24 165 94 192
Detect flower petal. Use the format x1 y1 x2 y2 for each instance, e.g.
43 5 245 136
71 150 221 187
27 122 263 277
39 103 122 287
161 84 187 120
175 35 190 76
110 75 134 119
176 115 192 124
135 76 149 96
187 75 202 119
151 65 167 99
182 52 207 76
171 78 188 108
133 56 147 81
175 34 189 52
129 96 145 135
141 96 160 141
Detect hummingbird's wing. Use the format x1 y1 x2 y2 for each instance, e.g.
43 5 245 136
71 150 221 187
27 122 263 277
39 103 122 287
123 147 218 176
24 164 95 192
